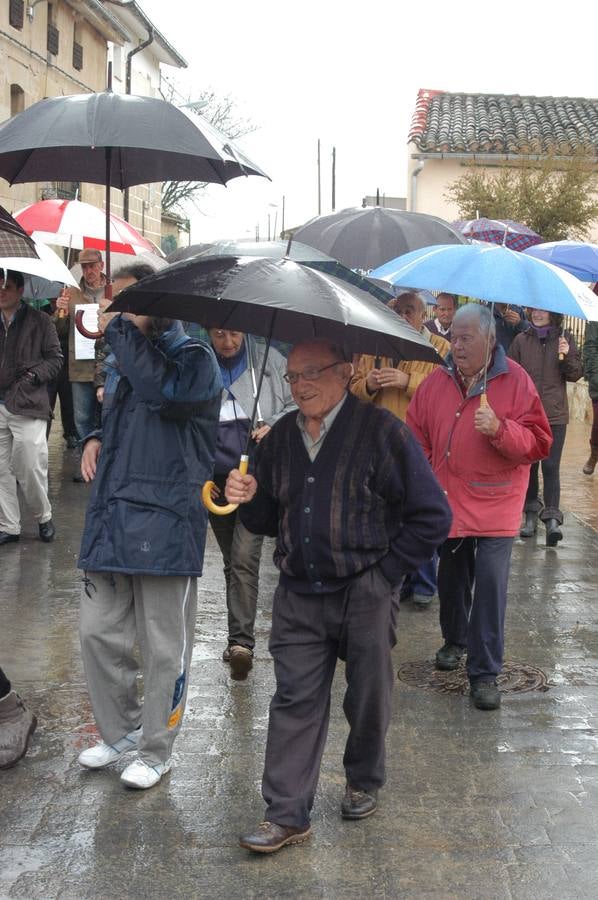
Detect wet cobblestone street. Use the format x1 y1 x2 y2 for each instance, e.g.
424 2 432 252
1 418 598 899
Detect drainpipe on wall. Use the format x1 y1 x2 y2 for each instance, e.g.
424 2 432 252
410 160 425 212
122 28 154 221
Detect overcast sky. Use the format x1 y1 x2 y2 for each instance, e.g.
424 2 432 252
139 0 595 243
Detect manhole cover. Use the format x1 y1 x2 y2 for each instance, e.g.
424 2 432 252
397 660 549 694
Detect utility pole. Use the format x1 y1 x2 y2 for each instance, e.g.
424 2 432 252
317 139 321 215
331 146 336 211
281 195 285 236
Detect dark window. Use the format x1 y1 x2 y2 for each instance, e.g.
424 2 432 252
73 41 83 70
9 0 25 29
47 23 59 56
56 181 80 200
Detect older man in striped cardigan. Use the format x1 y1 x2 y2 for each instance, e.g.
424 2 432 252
226 338 452 854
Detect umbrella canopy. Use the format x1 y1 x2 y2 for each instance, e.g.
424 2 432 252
1 239 77 288
292 207 466 272
168 239 335 264
15 199 162 257
522 241 598 282
452 218 544 251
370 243 598 321
0 204 38 259
109 255 440 361
0 91 269 188
168 240 395 304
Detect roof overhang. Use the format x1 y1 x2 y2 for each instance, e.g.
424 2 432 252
65 0 130 44
410 151 598 163
103 1 187 68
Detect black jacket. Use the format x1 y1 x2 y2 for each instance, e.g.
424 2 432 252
0 302 63 419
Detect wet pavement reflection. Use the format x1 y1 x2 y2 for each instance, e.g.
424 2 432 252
1 418 598 898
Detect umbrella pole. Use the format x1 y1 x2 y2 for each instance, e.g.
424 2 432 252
202 316 275 516
105 148 112 298
480 301 494 406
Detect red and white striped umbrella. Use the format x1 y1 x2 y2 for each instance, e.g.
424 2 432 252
15 198 163 257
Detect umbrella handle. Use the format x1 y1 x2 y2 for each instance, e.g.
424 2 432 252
479 393 488 408
74 309 103 340
202 455 249 516
558 352 564 362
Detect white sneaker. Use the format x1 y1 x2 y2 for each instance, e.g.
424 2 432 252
120 757 172 789
78 727 141 769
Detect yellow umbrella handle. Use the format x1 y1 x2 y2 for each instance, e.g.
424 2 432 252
479 393 488 408
201 455 249 516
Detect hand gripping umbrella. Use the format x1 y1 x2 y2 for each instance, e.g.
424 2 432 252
109 254 440 515
0 85 269 338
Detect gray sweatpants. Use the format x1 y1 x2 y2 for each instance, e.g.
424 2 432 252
80 572 197 766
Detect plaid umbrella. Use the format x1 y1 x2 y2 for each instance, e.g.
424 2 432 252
452 218 543 252
0 204 38 259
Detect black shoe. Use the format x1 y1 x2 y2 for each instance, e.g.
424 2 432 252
545 518 563 547
519 511 537 538
38 520 55 543
341 784 378 820
0 531 20 546
435 642 466 671
239 821 312 853
470 680 501 710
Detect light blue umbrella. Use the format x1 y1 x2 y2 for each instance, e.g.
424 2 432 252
522 241 598 282
371 243 598 320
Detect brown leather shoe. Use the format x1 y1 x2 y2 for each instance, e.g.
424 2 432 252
239 821 311 853
229 645 253 681
341 784 378 819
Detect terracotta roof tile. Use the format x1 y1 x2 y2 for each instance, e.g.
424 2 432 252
408 90 598 155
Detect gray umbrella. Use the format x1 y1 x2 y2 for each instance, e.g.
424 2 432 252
292 206 466 272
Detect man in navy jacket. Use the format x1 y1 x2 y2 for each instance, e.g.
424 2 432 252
76 267 222 790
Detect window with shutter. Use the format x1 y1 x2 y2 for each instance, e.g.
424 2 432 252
47 23 60 56
9 0 25 29
73 41 83 70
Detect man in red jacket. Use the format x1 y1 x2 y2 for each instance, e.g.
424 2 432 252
407 303 552 710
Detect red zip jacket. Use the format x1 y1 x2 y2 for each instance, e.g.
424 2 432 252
407 345 552 538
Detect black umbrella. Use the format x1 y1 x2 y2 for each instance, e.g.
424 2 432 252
0 90 269 292
110 253 438 514
168 240 394 304
292 206 466 271
109 254 434 360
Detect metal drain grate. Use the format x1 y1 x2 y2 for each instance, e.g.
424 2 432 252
397 660 549 695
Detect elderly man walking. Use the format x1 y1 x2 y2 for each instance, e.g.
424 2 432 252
226 338 452 853
407 304 552 711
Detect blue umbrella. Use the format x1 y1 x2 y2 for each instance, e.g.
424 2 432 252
522 241 598 282
371 243 598 321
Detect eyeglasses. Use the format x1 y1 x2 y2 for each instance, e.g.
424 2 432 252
283 361 340 384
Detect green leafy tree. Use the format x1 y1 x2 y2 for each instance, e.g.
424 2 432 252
446 153 598 242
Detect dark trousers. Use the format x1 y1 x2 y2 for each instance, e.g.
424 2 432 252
0 666 10 699
525 423 566 524
208 475 264 649
47 361 76 440
262 567 396 829
591 400 598 448
438 537 514 683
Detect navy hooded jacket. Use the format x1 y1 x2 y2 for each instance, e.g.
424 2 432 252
78 316 222 577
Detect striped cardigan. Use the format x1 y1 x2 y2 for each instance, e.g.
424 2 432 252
239 392 452 594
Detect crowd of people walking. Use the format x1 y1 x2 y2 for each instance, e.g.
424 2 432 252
1 253 597 854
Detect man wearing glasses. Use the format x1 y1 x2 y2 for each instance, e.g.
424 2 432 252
226 339 452 853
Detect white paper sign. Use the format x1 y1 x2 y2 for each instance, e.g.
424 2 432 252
74 304 99 360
